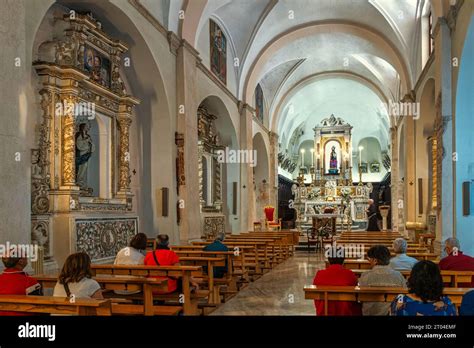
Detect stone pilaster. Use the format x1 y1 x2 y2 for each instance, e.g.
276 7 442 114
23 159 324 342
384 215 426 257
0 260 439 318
240 103 256 232
269 131 279 213
390 126 399 232
176 40 201 241
401 92 417 226
434 17 454 243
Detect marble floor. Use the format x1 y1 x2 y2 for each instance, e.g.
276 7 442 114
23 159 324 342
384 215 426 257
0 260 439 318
211 252 325 316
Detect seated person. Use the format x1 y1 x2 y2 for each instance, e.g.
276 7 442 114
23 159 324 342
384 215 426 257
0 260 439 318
0 254 42 316
203 232 229 278
391 260 456 316
389 238 418 271
114 233 148 295
313 247 362 316
439 238 474 287
115 233 147 265
144 234 199 294
53 252 103 299
359 245 407 315
460 290 474 315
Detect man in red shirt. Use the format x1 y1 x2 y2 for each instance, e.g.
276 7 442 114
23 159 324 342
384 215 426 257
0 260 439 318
313 247 362 316
0 256 42 315
439 238 474 287
144 234 181 294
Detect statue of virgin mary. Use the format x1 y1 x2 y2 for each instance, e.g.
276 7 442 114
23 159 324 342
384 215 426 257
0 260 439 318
75 123 95 191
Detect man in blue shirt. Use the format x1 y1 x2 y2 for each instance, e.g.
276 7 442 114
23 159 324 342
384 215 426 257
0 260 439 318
389 238 418 271
203 233 229 278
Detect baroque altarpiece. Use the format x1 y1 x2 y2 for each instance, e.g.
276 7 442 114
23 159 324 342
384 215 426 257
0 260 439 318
197 106 226 239
31 13 139 269
292 115 372 233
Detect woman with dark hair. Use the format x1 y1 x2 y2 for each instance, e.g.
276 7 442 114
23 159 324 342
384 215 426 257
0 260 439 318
391 260 456 316
114 233 148 295
359 245 406 315
115 233 148 265
53 252 102 299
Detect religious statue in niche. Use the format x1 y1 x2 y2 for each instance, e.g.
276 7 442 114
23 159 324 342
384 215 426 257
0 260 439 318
84 45 111 88
329 146 338 174
75 123 95 192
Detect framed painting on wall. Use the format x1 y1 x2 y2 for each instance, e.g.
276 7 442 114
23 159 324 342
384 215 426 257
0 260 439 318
370 162 380 173
84 45 111 88
210 20 227 84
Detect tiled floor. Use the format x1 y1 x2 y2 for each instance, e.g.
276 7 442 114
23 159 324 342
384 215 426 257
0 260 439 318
211 251 325 316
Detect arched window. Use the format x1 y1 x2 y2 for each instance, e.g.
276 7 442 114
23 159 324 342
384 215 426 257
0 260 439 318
255 84 265 123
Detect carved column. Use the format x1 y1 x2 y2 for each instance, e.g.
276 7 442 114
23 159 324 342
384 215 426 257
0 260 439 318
117 114 132 196
61 95 77 188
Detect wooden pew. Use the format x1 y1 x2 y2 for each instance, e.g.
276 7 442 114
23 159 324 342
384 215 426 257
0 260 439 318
178 256 226 304
172 245 251 285
193 241 267 276
351 269 474 287
0 295 112 315
175 250 240 298
303 285 472 315
90 264 207 315
35 274 181 316
335 258 440 270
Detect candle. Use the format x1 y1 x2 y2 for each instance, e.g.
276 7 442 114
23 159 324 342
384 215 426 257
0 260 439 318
358 146 364 166
301 149 305 167
310 149 315 167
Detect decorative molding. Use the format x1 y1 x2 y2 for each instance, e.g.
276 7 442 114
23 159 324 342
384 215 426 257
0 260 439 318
128 0 168 36
75 217 138 261
414 52 435 94
197 61 239 105
202 215 225 240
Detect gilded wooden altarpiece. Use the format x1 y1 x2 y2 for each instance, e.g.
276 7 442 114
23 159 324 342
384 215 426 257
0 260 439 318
31 12 140 265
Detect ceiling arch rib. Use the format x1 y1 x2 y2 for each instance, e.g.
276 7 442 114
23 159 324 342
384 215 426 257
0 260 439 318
278 78 391 153
242 21 413 103
272 70 391 134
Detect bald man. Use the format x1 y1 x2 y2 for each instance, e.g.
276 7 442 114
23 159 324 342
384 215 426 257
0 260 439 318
366 199 380 231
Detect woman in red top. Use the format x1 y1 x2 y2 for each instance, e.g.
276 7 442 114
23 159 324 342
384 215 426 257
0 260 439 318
313 248 362 316
144 234 199 294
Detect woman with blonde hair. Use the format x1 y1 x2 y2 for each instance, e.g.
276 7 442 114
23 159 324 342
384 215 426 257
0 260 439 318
53 252 102 299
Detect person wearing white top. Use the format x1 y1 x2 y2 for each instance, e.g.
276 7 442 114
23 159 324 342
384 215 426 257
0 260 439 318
52 252 102 316
113 233 148 295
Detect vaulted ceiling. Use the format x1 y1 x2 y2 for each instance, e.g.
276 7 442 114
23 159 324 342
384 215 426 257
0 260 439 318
140 0 433 155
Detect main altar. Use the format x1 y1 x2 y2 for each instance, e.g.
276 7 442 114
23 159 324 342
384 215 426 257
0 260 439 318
292 115 372 235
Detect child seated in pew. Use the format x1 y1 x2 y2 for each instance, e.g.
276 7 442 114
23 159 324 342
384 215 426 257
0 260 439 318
53 252 103 300
0 254 42 316
313 246 362 316
390 261 456 316
114 233 148 295
359 245 407 316
145 234 199 294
